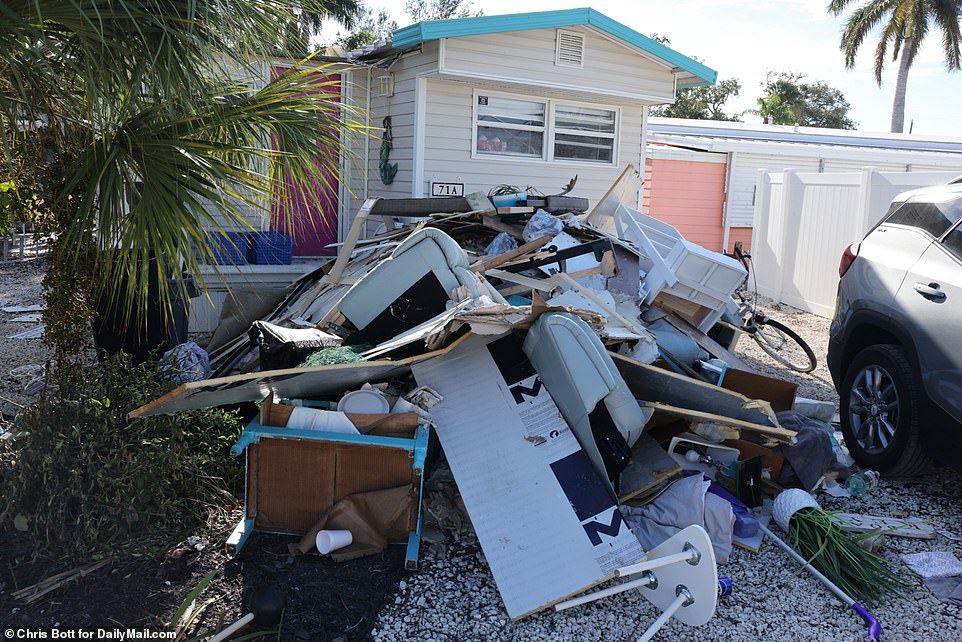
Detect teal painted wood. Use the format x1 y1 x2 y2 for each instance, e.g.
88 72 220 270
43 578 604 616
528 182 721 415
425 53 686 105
229 410 431 566
391 8 717 86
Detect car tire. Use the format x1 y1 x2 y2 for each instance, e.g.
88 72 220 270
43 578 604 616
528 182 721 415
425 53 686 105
839 344 931 477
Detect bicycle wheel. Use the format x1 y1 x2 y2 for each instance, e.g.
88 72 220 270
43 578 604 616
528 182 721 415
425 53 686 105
752 318 817 373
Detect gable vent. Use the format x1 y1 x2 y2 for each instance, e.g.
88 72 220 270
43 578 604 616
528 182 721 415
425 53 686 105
556 30 585 68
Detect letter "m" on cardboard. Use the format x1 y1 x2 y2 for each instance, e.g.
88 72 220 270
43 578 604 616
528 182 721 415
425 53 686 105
583 509 625 546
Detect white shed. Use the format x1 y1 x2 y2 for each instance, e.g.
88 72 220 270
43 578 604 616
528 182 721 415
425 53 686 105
646 118 962 252
343 8 717 232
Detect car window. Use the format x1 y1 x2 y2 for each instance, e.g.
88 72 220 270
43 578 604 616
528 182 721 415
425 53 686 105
943 225 962 260
884 200 962 238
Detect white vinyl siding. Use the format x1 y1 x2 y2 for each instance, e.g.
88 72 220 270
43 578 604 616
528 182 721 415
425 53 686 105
441 26 675 101
423 79 642 206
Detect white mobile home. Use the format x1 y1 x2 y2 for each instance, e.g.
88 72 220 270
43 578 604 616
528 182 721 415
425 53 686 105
343 8 717 231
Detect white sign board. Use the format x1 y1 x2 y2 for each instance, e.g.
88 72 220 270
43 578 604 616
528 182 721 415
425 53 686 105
431 182 464 197
412 333 644 619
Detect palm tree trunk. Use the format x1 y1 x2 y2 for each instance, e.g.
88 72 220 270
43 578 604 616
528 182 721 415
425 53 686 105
891 40 913 133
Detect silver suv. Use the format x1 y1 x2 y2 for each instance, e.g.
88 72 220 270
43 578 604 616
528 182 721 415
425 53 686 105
827 181 962 476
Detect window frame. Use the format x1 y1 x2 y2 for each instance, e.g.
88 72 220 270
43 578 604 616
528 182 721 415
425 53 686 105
471 89 620 167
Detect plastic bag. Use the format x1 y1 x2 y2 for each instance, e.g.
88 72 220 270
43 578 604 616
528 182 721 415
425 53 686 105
484 232 518 256
522 209 563 242
161 342 211 383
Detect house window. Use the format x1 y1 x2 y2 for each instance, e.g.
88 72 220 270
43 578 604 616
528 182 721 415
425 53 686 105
474 92 618 165
476 96 546 158
553 104 616 163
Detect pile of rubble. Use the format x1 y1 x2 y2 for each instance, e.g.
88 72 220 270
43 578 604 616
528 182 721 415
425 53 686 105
133 168 916 639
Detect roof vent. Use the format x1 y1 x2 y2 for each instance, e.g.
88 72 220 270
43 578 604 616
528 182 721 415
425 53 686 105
376 74 394 97
556 30 585 68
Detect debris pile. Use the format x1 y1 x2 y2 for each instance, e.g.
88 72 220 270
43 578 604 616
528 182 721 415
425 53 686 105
130 166 913 638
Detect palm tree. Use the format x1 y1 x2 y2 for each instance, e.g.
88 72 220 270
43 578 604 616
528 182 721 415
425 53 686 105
1 0 361 363
828 0 962 133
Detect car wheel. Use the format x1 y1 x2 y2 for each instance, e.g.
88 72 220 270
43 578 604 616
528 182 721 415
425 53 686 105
839 344 931 477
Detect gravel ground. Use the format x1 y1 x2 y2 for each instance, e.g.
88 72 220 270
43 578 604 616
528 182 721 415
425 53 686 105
372 299 962 642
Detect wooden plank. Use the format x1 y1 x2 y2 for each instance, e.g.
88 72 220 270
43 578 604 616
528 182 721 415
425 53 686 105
557 273 655 343
324 198 376 285
662 312 753 372
640 402 796 444
497 206 535 215
130 335 470 418
470 235 554 273
481 215 525 240
611 351 781 429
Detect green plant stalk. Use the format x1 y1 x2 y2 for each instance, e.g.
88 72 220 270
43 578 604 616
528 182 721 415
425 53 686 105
789 507 909 605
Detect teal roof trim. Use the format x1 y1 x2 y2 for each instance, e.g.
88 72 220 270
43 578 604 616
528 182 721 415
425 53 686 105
391 8 717 85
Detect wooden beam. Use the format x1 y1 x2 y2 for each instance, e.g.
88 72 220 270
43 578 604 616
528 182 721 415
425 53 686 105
470 235 553 273
640 401 796 444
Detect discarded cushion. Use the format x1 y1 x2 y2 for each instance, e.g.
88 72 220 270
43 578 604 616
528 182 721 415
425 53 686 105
337 228 479 345
524 312 651 483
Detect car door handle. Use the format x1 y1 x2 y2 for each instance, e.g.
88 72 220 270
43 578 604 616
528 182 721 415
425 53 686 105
914 282 947 301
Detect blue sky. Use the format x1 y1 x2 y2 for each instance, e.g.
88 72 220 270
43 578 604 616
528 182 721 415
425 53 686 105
323 0 962 137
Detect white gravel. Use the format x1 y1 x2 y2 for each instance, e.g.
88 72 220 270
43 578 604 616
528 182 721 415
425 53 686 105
373 300 962 642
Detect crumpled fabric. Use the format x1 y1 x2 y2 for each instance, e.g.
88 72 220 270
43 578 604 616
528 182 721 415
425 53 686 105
620 474 735 563
776 410 839 491
522 209 564 242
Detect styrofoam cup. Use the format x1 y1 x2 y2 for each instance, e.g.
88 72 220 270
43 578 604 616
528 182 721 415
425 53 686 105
315 529 353 555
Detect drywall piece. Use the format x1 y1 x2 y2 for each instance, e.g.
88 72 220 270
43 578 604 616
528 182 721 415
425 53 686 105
832 514 936 539
412 333 645 619
2 305 43 313
9 326 43 339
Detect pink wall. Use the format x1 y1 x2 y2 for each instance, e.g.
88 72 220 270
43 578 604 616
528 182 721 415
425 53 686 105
643 158 727 252
727 227 753 253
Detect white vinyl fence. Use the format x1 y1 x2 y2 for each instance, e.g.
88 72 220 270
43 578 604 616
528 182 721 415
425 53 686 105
752 168 961 317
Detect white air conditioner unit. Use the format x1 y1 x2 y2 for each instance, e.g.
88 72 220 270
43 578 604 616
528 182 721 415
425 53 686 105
376 74 395 97
556 30 585 68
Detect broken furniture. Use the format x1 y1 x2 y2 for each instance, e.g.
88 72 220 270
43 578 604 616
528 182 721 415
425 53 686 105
523 311 652 488
555 524 719 642
226 397 429 569
334 228 480 345
613 205 746 332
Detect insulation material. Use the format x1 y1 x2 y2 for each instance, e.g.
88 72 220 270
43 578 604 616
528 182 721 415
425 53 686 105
412 333 644 619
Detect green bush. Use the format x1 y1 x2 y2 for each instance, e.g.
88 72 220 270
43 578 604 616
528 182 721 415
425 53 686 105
0 353 244 556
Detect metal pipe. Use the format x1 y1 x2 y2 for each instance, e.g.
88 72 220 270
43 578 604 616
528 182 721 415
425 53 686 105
616 550 697 577
554 573 656 611
637 591 687 642
759 523 883 642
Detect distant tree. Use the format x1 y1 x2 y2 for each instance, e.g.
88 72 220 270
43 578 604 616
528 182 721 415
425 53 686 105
285 0 363 51
404 0 482 22
651 78 742 121
334 5 398 50
828 0 962 133
753 71 856 129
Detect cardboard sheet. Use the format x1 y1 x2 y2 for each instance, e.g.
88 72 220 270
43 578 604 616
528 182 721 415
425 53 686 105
412 333 644 619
